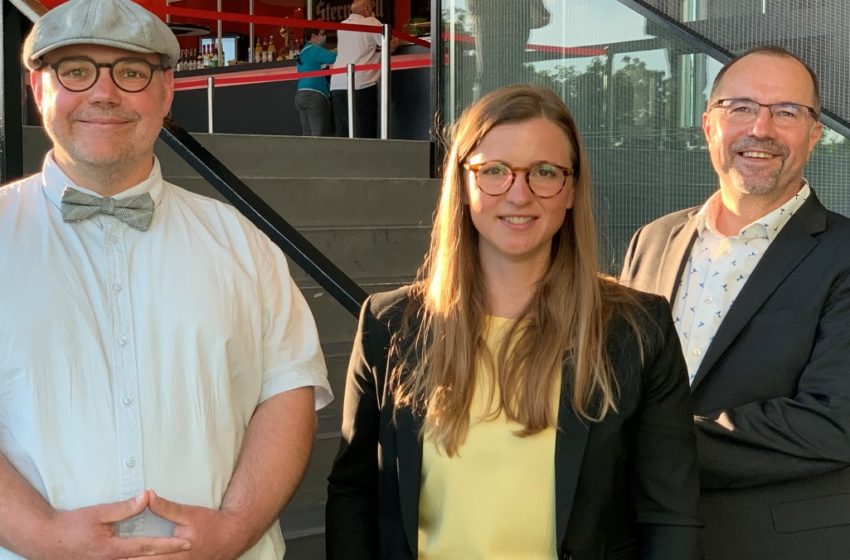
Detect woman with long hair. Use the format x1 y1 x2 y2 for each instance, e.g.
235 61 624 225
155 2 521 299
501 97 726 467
326 84 700 559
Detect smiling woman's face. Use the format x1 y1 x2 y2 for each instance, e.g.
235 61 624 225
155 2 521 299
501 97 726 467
464 117 575 272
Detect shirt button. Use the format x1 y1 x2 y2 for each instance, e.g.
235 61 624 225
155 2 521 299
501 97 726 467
113 284 123 293
704 297 713 304
125 457 136 468
118 336 128 347
122 396 132 406
692 348 702 357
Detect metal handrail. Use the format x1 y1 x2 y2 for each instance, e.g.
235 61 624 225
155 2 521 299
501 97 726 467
380 23 391 139
346 64 356 138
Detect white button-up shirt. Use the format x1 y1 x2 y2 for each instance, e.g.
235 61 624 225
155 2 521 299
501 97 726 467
330 13 384 90
0 154 332 559
672 184 810 381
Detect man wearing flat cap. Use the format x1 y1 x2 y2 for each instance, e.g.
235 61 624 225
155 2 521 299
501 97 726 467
0 0 332 558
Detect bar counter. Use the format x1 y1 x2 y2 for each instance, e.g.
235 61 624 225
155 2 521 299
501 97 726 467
171 45 431 140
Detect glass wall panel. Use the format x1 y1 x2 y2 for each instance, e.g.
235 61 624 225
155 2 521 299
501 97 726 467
439 0 850 272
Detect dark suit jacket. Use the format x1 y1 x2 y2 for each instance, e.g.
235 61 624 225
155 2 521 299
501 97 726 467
620 191 850 560
326 285 701 560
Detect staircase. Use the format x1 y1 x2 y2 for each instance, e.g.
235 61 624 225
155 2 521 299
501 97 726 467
21 127 440 558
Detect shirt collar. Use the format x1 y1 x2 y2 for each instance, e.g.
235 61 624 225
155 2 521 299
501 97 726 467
695 182 811 242
41 151 165 211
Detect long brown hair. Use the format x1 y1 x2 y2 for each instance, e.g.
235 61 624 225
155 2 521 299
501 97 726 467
392 84 645 455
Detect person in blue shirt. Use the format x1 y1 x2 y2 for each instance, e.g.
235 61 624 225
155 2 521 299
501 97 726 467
295 28 337 136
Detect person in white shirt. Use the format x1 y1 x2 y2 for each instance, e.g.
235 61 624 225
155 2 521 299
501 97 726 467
0 0 332 558
620 46 850 560
329 0 398 138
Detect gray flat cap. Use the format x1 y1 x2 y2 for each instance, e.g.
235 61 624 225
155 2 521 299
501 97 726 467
23 0 181 70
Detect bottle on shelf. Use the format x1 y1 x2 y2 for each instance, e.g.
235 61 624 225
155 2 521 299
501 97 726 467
267 35 276 62
210 43 219 68
254 37 263 63
194 48 202 70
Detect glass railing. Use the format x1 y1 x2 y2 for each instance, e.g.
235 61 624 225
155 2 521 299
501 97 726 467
437 0 850 271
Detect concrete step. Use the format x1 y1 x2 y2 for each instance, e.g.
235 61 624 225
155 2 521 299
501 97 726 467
280 342 346 560
280 529 325 560
290 431 341 508
278 440 334 558
22 127 434 180
299 277 410 347
294 226 429 281
316 342 351 432
156 133 433 180
173 176 440 227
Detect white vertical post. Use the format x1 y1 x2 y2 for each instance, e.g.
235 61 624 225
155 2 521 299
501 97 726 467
216 0 223 66
346 63 356 139
307 0 314 19
380 23 391 139
207 76 215 133
249 0 255 62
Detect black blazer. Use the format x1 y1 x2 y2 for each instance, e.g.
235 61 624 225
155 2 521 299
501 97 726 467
326 286 701 560
620 190 850 560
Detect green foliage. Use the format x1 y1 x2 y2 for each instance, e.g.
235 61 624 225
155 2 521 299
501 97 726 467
534 55 675 146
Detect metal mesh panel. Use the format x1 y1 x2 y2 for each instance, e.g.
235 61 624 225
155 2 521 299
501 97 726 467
439 0 850 272
641 0 850 120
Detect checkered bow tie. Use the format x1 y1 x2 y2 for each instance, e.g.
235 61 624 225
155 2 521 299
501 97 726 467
60 188 155 231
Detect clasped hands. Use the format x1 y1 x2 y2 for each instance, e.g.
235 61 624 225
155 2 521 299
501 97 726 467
36 490 248 560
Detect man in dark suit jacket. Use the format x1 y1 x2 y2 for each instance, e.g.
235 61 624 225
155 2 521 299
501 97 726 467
620 46 850 560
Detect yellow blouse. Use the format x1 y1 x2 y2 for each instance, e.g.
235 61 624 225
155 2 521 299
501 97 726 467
418 316 560 559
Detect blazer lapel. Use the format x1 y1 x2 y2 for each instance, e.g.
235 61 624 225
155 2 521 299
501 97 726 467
395 388 424 556
690 196 825 389
656 213 699 302
555 359 591 548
